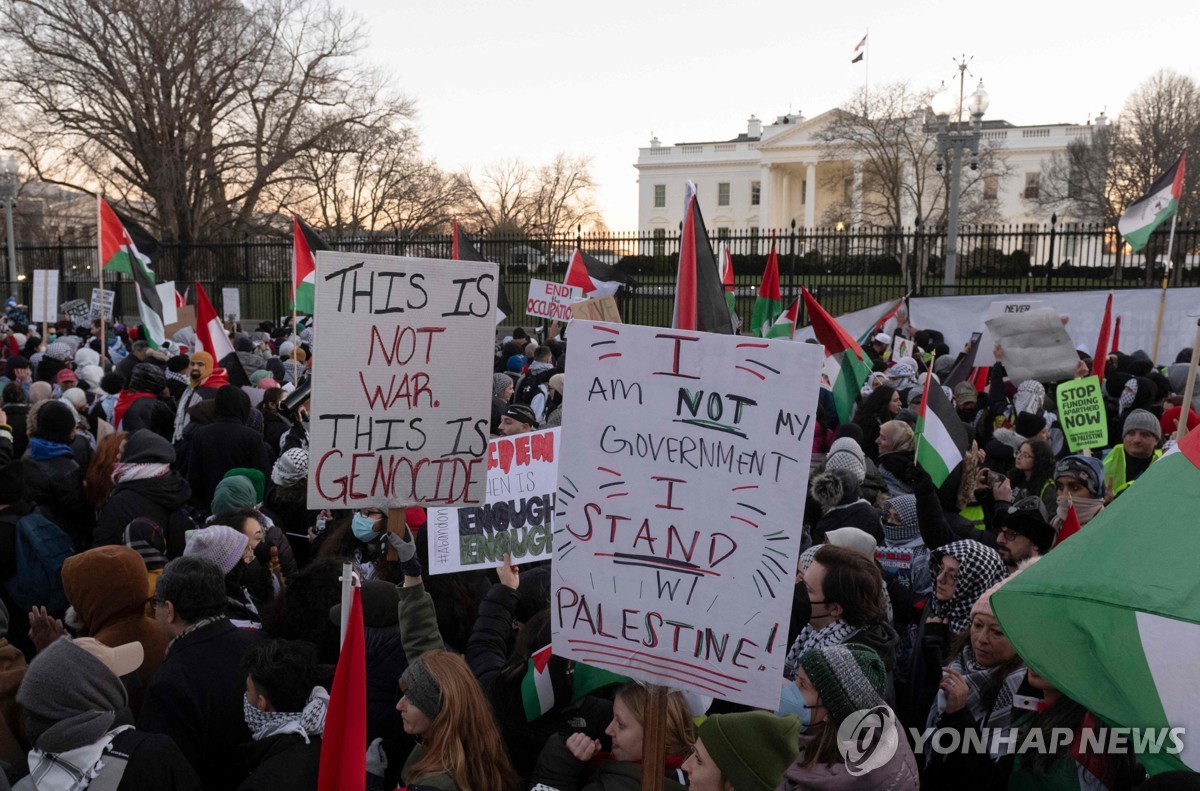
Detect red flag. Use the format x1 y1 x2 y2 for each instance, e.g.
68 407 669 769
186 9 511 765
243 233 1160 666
671 190 732 334
194 282 235 362
1092 293 1113 381
318 587 367 791
451 218 462 261
1112 316 1121 354
1053 500 1083 547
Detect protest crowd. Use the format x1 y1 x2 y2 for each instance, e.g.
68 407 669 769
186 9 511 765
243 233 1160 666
0 277 1195 791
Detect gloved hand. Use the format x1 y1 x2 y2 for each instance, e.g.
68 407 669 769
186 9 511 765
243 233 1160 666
386 529 422 577
903 461 935 495
366 737 388 777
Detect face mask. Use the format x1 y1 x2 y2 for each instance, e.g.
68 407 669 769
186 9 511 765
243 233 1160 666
351 513 379 542
776 682 813 730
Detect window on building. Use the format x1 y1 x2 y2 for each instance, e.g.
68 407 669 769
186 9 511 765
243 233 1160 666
1024 172 1040 200
983 175 999 200
653 184 666 208
750 181 761 206
718 182 731 206
652 228 667 257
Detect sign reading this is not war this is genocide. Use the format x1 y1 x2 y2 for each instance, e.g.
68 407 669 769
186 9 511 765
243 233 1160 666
1057 375 1108 451
552 322 823 709
427 427 560 574
307 252 498 509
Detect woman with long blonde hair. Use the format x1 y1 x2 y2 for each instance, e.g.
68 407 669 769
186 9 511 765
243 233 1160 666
392 525 520 791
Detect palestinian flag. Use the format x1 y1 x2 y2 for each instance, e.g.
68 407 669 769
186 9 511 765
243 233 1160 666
751 236 782 337
914 371 971 487
522 645 628 722
766 297 799 340
317 587 367 791
98 197 165 348
1092 293 1113 382
801 287 872 424
194 281 235 362
453 220 512 324
719 242 740 332
851 34 866 63
993 428 1200 775
855 296 905 348
671 184 733 334
564 248 636 299
1118 153 1186 252
292 215 328 315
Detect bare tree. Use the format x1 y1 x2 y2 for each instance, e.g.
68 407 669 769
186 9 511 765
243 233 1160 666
0 0 413 241
460 153 601 237
1035 123 1118 224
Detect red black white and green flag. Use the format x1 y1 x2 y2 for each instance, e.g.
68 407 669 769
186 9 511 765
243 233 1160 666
855 296 906 348
720 242 739 331
751 235 782 337
564 248 637 298
98 197 165 348
671 183 733 334
800 287 872 423
522 644 628 721
914 372 970 487
993 428 1200 775
292 215 329 315
453 219 512 324
766 297 799 340
1118 153 1187 252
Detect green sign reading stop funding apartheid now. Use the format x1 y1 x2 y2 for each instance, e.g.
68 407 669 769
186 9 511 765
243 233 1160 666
1057 375 1108 451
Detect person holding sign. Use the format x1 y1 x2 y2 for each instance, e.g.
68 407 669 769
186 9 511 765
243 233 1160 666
531 683 694 791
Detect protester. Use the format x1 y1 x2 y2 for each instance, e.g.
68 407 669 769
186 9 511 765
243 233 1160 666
140 556 264 790
853 385 901 460
876 420 916 497
21 399 92 548
1102 408 1163 497
14 636 201 790
184 385 270 506
115 362 175 437
681 710 800 791
778 644 919 790
173 351 230 441
1052 455 1106 530
499 403 538 436
95 429 193 553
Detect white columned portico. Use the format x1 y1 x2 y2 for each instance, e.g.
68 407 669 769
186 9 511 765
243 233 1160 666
804 162 816 229
780 172 791 232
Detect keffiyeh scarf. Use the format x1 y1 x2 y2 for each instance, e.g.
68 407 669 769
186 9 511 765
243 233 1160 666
928 540 1007 633
243 687 329 744
18 726 132 791
928 645 1024 758
783 620 861 680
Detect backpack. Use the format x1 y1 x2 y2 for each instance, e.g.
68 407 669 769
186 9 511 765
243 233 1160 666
4 511 73 617
515 368 555 406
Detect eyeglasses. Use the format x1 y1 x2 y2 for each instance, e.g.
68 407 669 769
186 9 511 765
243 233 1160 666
998 528 1022 542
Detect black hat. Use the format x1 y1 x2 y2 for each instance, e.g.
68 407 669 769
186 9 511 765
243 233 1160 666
1014 411 1047 439
34 401 75 444
502 403 538 428
129 362 166 394
121 429 176 465
4 356 29 377
1004 496 1055 554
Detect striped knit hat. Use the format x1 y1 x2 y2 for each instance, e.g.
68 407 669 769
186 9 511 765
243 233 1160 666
797 644 886 727
183 525 248 575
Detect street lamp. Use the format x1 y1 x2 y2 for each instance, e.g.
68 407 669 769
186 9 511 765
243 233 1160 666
0 156 18 288
934 63 989 295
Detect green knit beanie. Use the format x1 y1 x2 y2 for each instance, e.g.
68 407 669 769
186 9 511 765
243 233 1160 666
698 711 801 791
211 476 258 517
797 644 886 727
222 467 266 504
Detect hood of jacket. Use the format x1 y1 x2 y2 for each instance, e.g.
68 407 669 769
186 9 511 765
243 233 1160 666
991 427 1025 450
61 546 152 635
111 470 192 510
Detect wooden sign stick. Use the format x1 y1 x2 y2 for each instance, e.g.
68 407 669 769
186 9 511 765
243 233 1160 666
640 684 667 791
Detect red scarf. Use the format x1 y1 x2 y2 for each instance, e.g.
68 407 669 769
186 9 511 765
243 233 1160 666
113 391 155 430
202 367 231 388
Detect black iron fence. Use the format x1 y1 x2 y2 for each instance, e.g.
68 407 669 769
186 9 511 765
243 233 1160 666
6 220 1198 328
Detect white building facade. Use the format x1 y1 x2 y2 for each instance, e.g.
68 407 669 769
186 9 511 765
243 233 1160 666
635 110 1103 237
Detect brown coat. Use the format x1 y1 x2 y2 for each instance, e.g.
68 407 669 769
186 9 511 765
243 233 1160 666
61 545 168 713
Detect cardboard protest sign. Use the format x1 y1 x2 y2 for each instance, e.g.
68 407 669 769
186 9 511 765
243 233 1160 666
307 252 498 509
221 288 241 321
1057 376 1108 451
985 305 1078 383
90 288 115 322
427 427 560 574
32 271 59 324
570 295 622 324
526 279 582 321
60 299 91 328
164 305 195 340
156 282 179 325
552 322 823 709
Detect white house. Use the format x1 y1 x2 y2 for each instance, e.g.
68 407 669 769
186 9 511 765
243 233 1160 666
635 109 1105 239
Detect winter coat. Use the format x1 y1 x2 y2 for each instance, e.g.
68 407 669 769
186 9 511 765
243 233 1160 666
2 404 28 457
777 719 918 790
532 735 688 791
119 395 177 440
185 416 270 506
20 452 92 549
95 473 193 557
60 546 168 713
15 728 204 791
396 582 459 791
238 732 321 791
364 625 407 742
813 499 884 544
262 411 290 461
139 618 265 791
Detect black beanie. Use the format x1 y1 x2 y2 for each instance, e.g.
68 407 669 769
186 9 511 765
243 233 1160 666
167 354 190 373
35 401 76 444
129 362 166 394
1014 411 1047 439
1004 498 1055 555
121 428 176 465
235 336 254 353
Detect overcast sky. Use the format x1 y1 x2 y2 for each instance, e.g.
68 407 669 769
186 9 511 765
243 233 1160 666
342 0 1200 230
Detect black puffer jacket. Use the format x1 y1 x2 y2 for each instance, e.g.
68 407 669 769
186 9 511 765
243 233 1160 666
95 474 193 555
21 453 92 549
184 387 270 507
